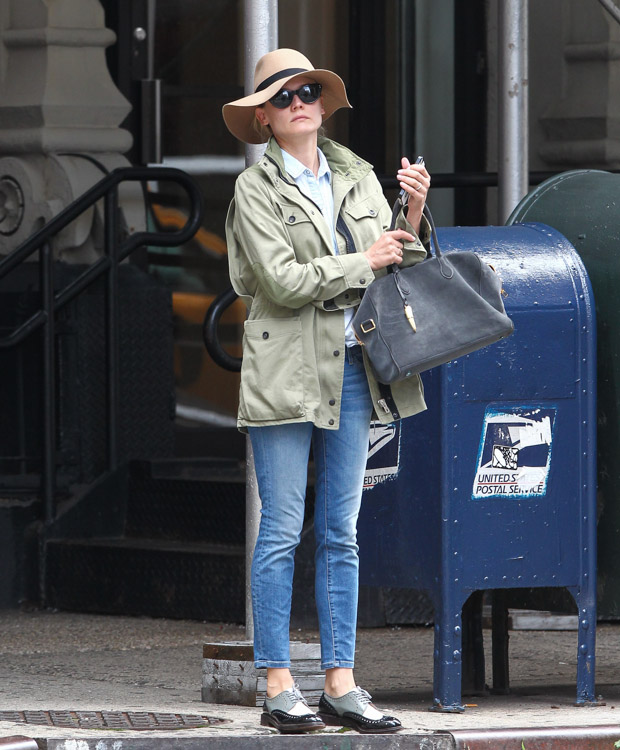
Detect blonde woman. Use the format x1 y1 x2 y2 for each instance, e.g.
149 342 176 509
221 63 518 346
223 48 430 734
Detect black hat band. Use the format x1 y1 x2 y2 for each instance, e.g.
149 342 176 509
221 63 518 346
255 67 309 93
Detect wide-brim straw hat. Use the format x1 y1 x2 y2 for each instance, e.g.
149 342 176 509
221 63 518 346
222 48 351 144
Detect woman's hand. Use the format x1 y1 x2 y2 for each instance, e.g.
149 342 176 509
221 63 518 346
363 228 415 271
397 156 431 234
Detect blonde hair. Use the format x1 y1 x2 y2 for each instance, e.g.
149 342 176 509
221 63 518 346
251 110 272 142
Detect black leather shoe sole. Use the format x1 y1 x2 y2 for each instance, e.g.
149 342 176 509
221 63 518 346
318 711 402 734
261 711 325 733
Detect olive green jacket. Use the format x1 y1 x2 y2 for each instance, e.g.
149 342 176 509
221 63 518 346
225 136 429 430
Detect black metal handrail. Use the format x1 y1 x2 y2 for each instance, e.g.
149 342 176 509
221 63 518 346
202 286 242 372
0 166 205 527
0 167 203 347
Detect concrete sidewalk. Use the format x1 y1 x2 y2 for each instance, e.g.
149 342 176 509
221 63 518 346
0 610 618 748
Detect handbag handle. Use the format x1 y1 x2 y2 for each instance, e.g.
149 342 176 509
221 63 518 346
388 192 441 263
386 192 452 318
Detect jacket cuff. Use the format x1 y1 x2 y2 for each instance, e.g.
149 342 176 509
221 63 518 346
338 252 374 290
397 208 430 254
417 213 432 250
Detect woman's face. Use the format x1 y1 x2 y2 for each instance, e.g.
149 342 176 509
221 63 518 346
255 75 325 144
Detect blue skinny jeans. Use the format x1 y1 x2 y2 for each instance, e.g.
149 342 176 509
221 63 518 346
248 347 372 670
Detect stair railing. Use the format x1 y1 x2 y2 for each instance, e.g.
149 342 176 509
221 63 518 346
202 286 242 372
0 166 205 528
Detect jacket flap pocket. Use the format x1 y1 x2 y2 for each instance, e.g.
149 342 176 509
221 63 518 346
344 195 384 221
240 317 305 422
279 204 312 226
244 316 301 339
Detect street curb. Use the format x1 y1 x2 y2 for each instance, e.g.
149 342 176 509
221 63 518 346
30 724 620 750
37 733 453 749
451 724 620 749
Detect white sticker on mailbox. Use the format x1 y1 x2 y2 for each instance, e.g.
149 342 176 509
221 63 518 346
364 420 401 490
472 407 556 499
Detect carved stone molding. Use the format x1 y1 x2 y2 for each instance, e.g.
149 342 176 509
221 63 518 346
0 0 144 259
0 0 132 154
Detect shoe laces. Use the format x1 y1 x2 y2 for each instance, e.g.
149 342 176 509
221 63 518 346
354 686 374 706
353 687 386 721
288 683 310 707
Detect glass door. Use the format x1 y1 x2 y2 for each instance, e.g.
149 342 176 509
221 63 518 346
151 0 245 443
102 0 246 458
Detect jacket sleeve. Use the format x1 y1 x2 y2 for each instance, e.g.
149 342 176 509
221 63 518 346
372 170 429 264
396 209 431 269
227 172 374 310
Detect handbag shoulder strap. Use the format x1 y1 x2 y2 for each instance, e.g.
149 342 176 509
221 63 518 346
422 203 442 258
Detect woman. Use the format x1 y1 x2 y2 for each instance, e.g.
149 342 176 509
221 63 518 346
222 48 430 734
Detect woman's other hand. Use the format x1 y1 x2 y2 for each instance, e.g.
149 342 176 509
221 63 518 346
397 156 430 234
363 228 415 271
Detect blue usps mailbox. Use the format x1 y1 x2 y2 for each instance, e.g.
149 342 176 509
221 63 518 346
357 222 597 712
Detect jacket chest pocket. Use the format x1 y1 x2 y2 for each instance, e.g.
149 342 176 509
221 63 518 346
239 317 305 422
279 203 324 259
345 195 385 222
344 195 384 242
281 204 313 226
341 195 387 256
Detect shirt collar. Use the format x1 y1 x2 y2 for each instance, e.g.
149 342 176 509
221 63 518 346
282 147 331 184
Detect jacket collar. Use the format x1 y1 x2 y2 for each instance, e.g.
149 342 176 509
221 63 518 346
260 136 374 225
261 136 372 184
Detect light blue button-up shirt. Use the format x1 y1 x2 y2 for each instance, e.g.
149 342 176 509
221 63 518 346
282 147 356 346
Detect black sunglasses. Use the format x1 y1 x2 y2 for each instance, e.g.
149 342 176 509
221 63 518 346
269 83 322 109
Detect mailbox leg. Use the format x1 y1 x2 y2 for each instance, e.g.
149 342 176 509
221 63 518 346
491 589 510 694
570 585 599 705
461 591 487 695
430 598 466 712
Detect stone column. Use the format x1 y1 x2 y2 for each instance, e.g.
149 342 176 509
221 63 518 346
539 0 620 168
0 0 144 260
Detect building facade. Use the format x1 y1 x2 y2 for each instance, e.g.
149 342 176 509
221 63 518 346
0 0 618 619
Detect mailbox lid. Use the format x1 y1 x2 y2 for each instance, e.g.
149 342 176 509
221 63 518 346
437 222 594 403
437 221 592 314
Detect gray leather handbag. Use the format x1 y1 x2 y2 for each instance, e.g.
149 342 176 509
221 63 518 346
352 200 514 384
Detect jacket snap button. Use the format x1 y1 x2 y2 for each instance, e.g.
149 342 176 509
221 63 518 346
262 332 269 339
333 350 340 357
329 419 335 425
360 278 366 284
329 398 336 406
369 209 376 216
289 215 296 223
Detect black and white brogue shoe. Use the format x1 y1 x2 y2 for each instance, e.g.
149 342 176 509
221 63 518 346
318 686 402 733
261 684 325 733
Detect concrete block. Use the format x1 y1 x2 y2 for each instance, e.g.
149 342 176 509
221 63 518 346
202 641 323 707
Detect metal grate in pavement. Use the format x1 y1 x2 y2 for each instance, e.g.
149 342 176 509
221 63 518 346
0 711 228 731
